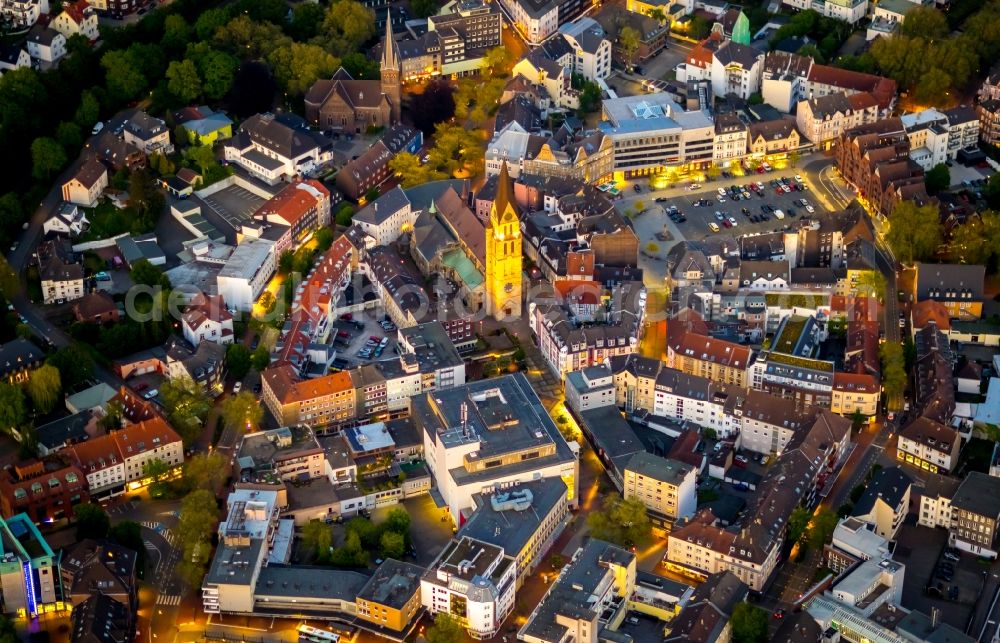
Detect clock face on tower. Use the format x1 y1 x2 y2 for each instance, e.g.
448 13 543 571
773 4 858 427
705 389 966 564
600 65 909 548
504 282 514 294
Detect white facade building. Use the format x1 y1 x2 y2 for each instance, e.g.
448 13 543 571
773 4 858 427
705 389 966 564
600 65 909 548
216 238 277 311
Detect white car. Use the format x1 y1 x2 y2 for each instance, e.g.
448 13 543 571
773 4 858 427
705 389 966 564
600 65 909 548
232 381 242 394
717 188 726 196
773 209 785 220
782 185 791 192
728 216 738 227
806 205 815 213
143 389 158 400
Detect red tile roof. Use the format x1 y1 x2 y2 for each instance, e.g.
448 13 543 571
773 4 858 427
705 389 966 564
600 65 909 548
253 179 330 228
807 64 897 110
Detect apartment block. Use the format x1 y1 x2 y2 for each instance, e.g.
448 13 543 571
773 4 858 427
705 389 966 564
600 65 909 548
623 452 696 525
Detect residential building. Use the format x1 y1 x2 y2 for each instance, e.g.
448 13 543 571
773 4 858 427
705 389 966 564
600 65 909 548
663 571 747 643
914 262 985 321
761 51 813 113
835 118 928 219
25 26 66 64
978 99 1000 146
69 417 184 498
0 338 43 383
216 238 276 311
0 458 88 522
60 539 137 612
69 592 132 643
711 41 764 100
420 537 516 639
918 474 960 529
850 466 912 539
0 514 60 616
174 106 233 146
665 325 752 387
895 417 960 474
223 113 333 185
593 7 668 65
164 338 226 395
830 371 881 419
37 239 84 305
713 111 748 165
519 539 636 643
72 292 120 325
414 373 580 522
796 91 879 149
458 478 570 587
44 202 89 237
390 0 502 81
355 559 424 634
529 281 646 379
246 179 333 254
555 19 613 81
335 124 422 201
805 64 897 113
236 426 327 483
623 452 697 527
950 472 1000 558
304 22 401 132
61 158 107 208
181 293 234 346
0 44 29 74
123 111 173 156
0 0 48 29
598 93 714 178
51 0 98 41
565 365 617 414
747 117 801 157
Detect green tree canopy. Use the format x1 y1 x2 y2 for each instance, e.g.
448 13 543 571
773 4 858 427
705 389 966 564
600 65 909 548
425 613 463 643
46 344 94 388
31 137 67 181
159 376 212 445
880 341 907 403
251 345 271 372
787 505 811 545
75 503 110 540
321 0 376 57
949 210 1000 272
226 343 252 380
885 200 942 264
0 382 27 434
924 163 950 195
585 493 652 548
267 43 339 97
302 520 334 563
731 603 769 643
379 530 405 559
130 258 171 289
101 49 148 101
898 6 948 40
0 255 20 301
27 364 62 414
183 452 228 493
176 489 219 587
221 390 263 435
166 59 202 103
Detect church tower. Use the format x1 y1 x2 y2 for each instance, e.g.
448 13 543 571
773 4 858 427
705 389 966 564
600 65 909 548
485 162 523 321
380 19 402 125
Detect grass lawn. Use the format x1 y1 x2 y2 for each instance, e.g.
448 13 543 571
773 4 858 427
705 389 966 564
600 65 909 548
79 199 134 242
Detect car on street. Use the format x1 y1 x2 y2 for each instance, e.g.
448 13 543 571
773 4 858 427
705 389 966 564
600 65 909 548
944 550 960 562
655 197 668 203
728 216 738 227
232 381 242 394
806 205 815 213
774 209 785 220
708 222 720 233
143 389 158 400
773 609 785 620
718 188 726 196
715 211 725 221
92 122 104 135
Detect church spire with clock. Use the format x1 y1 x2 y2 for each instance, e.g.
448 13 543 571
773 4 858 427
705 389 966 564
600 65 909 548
484 162 522 321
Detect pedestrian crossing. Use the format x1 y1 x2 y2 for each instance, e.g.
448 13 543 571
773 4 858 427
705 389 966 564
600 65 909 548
156 594 181 606
143 541 157 553
141 522 176 546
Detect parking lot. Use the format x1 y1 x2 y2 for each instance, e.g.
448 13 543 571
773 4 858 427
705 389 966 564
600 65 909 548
894 523 980 629
199 184 270 231
636 172 825 244
329 312 401 369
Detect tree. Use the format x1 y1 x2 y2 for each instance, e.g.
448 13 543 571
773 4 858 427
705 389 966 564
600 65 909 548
0 383 26 433
101 50 148 101
267 43 339 97
379 530 405 559
383 507 411 538
341 52 380 80
176 489 219 587
108 520 145 570
850 409 866 433
56 121 83 153
74 89 100 128
388 152 444 188
914 67 951 106
649 7 666 22
788 150 801 167
949 210 1000 271
880 341 907 402
409 79 456 135
586 493 651 547
688 15 712 40
130 258 171 289
161 14 192 54
194 7 230 41
128 169 166 226
321 0 376 57
183 452 228 493
46 344 94 388
731 603 769 643
482 46 511 79
196 50 239 101
899 6 948 40
334 203 354 227
0 255 19 301
214 16 290 59
885 200 942 264
302 520 334 563
854 270 886 303
75 503 110 540
797 44 825 64
222 390 263 435
166 59 202 103
278 250 295 274
807 509 838 548
251 345 271 372
618 26 640 67
226 343 252 380
185 144 216 174
144 457 171 497
425 613 463 643
787 506 811 546
27 364 61 414
159 376 212 445
31 137 67 181
314 227 334 252
288 2 326 41
924 163 950 195
577 78 602 114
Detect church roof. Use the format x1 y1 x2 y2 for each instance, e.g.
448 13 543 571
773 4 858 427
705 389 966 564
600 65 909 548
490 162 517 227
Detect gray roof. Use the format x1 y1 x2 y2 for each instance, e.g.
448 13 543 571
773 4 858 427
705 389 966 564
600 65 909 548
125 111 168 141
625 451 694 485
915 263 985 300
713 41 762 69
896 609 974 643
459 478 568 555
353 186 410 226
951 472 1000 518
36 410 95 451
356 559 423 609
851 466 912 517
255 565 369 601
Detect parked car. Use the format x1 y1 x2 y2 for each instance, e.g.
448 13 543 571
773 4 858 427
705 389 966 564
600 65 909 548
143 389 159 400
943 550 960 562
232 381 242 394
91 121 104 135
708 222 720 233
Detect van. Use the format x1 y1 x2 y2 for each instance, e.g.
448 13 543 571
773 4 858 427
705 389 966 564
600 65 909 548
708 222 720 233
773 209 785 220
